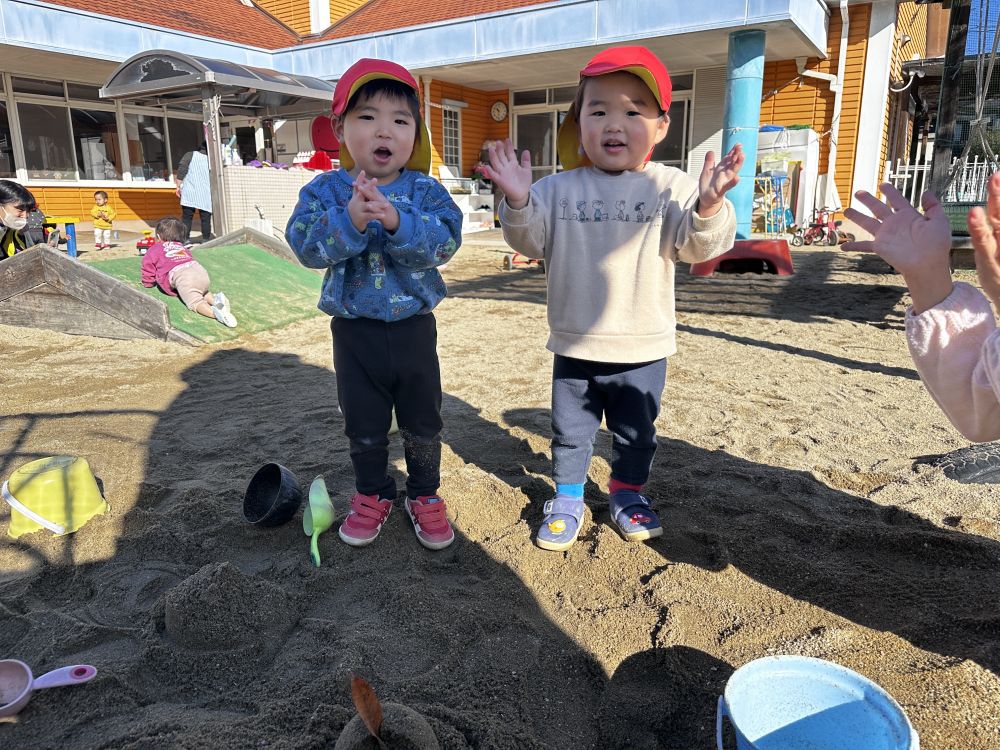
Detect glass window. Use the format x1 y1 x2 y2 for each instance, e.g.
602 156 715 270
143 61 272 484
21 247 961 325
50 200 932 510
18 102 75 179
71 109 121 179
13 78 65 98
66 83 102 101
124 113 168 181
168 118 203 176
549 86 577 105
651 99 688 168
671 74 694 92
0 103 14 178
513 89 546 106
442 108 460 171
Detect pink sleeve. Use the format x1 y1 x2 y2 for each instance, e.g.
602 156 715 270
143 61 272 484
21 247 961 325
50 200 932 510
906 281 1000 441
140 248 157 287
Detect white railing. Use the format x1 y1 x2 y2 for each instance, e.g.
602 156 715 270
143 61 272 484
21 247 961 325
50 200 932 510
885 151 998 206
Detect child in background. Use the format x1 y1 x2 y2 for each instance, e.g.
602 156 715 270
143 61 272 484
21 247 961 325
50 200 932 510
90 191 116 250
845 173 1000 442
140 216 237 328
486 46 742 551
286 58 462 551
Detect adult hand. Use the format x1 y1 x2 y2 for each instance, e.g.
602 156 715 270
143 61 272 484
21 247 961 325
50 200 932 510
843 183 953 314
697 144 743 218
482 139 532 209
968 171 1000 309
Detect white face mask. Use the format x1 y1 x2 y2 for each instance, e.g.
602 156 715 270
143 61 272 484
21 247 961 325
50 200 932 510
2 211 27 231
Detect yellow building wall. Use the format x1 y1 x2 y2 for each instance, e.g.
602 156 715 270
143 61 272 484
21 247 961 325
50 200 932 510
425 81 509 178
330 0 370 25
759 3 871 209
883 1 928 170
255 0 311 35
32 187 181 225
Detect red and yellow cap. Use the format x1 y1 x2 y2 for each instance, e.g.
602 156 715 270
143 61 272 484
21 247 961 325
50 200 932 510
331 57 432 174
556 46 673 171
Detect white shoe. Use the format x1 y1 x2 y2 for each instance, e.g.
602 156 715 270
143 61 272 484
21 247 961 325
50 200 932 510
213 292 231 312
213 306 238 328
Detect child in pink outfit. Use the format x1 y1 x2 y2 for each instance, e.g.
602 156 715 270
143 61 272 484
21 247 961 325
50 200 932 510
845 171 1000 441
140 216 237 328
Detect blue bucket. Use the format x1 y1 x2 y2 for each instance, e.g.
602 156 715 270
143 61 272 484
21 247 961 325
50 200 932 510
716 656 919 750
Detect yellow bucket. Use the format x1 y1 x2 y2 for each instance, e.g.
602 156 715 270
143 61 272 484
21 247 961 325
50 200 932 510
2 456 109 538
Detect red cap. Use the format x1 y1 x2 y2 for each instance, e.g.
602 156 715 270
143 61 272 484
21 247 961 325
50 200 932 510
331 58 431 174
557 46 672 171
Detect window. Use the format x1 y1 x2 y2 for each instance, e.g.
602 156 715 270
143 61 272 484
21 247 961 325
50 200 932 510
124 113 168 181
168 118 203 175
71 109 121 179
18 103 75 179
442 107 461 172
0 103 14 178
650 99 689 169
13 78 64 97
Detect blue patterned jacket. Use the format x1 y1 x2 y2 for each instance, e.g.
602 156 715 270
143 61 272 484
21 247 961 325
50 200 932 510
286 168 462 321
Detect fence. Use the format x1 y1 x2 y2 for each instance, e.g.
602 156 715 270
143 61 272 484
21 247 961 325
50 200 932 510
885 153 997 207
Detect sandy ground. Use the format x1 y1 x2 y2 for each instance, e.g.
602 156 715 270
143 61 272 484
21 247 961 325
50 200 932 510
1 236 998 749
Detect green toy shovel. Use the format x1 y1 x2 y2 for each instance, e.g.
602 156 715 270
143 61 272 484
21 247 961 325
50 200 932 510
303 476 335 566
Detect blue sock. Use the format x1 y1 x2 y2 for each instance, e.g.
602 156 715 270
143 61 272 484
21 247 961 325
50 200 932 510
555 483 584 498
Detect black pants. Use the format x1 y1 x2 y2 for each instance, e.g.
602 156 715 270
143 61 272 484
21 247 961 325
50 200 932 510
332 313 443 499
551 355 666 486
182 205 213 240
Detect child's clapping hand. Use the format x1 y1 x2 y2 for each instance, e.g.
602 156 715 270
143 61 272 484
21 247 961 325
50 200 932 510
843 183 954 314
347 171 400 233
697 143 744 218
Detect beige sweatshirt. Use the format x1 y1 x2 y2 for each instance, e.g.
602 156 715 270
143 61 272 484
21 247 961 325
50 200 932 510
499 163 736 363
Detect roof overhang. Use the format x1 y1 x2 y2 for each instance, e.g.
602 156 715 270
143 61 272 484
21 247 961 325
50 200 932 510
100 50 335 114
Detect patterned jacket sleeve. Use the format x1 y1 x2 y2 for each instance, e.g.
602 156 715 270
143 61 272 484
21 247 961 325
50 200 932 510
286 178 370 269
382 178 463 269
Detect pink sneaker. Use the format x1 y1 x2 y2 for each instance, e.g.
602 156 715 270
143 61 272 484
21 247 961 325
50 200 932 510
338 492 392 547
404 495 455 550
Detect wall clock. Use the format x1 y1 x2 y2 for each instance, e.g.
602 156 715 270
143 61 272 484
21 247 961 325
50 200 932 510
490 100 508 122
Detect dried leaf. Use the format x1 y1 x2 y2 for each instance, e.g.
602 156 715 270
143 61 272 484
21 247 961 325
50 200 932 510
349 673 383 739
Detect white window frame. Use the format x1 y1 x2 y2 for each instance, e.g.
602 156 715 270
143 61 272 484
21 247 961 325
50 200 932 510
441 105 462 173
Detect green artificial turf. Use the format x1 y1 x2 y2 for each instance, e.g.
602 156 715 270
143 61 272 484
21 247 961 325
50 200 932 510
87 244 323 343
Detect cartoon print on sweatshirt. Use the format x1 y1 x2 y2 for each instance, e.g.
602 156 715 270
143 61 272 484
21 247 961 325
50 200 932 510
634 201 647 222
592 200 608 222
559 198 570 220
615 200 628 221
574 201 589 221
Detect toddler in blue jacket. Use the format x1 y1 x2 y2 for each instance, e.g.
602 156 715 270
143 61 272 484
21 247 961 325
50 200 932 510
287 58 462 551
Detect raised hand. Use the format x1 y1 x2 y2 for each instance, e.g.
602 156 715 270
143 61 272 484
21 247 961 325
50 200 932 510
968 171 1000 309
483 139 532 209
698 143 743 217
843 183 954 313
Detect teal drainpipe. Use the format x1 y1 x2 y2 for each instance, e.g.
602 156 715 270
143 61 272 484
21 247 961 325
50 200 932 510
722 29 766 240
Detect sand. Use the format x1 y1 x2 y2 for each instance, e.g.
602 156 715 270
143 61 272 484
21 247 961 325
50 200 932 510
1 237 998 749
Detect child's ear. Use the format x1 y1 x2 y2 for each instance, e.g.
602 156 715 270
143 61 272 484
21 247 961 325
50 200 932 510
653 114 671 145
333 115 345 142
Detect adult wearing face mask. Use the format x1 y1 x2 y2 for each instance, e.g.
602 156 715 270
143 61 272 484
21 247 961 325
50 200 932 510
0 180 38 259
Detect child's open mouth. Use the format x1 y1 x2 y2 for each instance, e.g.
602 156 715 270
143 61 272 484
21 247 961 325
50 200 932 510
373 147 393 163
603 141 626 154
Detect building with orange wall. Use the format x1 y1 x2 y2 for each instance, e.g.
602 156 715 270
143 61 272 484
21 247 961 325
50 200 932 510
0 0 939 232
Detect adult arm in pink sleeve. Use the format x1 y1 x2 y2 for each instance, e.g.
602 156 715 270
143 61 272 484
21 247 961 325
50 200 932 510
907 281 1000 441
